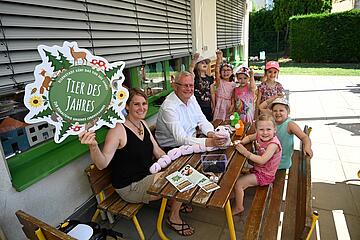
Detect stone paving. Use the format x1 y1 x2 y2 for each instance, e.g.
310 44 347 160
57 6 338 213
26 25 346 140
107 75 360 240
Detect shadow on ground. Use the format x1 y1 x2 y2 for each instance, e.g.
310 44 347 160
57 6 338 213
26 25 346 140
326 122 360 136
312 181 360 240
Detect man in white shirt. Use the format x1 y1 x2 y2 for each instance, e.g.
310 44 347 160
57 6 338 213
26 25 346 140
155 71 226 150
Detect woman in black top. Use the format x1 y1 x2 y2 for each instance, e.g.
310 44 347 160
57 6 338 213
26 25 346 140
79 88 194 236
190 52 214 121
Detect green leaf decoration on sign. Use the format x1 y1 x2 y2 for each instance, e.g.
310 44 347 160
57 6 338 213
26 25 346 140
30 107 53 120
57 50 71 70
103 107 121 123
43 50 63 72
105 66 122 80
59 121 71 140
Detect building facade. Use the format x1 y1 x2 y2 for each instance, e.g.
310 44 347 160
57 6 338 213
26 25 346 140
0 0 250 239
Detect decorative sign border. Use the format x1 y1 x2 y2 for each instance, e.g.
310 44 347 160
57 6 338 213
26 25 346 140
24 41 128 143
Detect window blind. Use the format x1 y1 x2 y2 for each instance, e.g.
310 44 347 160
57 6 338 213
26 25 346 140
0 0 191 95
216 0 245 50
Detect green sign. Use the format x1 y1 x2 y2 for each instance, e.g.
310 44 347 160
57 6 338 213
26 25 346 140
49 65 112 123
24 41 128 143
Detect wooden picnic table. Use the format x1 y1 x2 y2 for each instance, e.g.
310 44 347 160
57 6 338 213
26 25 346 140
147 120 252 240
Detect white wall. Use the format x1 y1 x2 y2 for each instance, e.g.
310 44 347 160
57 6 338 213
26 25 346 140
191 0 217 60
191 0 251 65
0 153 93 240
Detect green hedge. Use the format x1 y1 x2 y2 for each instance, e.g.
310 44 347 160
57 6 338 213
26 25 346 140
289 10 360 63
249 9 286 56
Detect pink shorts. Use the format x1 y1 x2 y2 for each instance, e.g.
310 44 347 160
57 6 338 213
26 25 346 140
250 169 275 186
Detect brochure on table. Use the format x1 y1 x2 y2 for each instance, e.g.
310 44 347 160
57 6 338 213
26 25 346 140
166 164 220 193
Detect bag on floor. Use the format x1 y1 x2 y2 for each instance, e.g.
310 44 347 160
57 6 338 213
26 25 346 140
58 220 123 240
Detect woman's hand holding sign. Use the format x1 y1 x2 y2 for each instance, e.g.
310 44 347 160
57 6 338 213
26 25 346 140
79 130 98 146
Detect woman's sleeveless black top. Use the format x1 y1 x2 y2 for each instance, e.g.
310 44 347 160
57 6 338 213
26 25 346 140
110 122 154 189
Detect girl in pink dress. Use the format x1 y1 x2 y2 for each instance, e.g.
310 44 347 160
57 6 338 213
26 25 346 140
257 61 284 111
232 66 256 124
211 50 235 120
232 114 282 215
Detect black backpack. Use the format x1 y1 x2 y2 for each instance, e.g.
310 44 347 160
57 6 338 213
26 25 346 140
58 220 124 240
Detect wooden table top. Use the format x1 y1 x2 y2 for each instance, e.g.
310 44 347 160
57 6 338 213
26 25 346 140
147 121 252 209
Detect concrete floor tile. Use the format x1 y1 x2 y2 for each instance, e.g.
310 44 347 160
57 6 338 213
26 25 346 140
312 143 340 161
307 127 334 144
348 184 360 216
219 228 243 240
187 206 226 227
344 214 360 240
342 162 360 182
312 158 346 183
336 145 360 164
327 121 360 146
312 182 357 215
110 205 159 240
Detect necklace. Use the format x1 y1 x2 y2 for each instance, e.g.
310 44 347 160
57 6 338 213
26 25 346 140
127 119 143 135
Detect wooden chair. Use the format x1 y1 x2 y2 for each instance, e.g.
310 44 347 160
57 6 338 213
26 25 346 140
243 126 316 239
85 164 144 240
15 210 75 240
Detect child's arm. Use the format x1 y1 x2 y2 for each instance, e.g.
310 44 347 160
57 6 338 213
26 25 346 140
240 133 256 145
258 95 278 115
256 90 263 111
236 143 279 165
231 89 236 112
189 53 199 74
228 89 235 114
214 50 223 86
210 83 216 112
249 68 256 93
288 121 313 158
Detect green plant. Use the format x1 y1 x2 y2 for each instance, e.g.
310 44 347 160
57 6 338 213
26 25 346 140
289 10 360 62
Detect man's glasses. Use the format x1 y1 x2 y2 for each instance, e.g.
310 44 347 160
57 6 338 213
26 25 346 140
175 82 194 88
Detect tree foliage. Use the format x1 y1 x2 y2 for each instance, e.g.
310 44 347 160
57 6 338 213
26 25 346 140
273 0 331 31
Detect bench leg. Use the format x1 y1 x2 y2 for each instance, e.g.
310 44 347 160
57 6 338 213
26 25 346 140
91 209 101 222
132 215 145 240
306 211 319 240
157 198 169 240
225 200 237 240
107 211 115 224
35 228 46 240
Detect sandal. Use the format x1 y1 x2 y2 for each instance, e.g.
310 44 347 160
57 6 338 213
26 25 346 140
166 217 194 236
180 203 193 213
166 203 193 214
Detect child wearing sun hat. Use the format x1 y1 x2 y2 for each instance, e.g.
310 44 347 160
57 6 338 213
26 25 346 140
257 61 284 113
260 97 313 169
232 66 256 123
189 52 214 121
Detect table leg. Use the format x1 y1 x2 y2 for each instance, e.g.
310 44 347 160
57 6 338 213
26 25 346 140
225 200 237 240
157 198 169 240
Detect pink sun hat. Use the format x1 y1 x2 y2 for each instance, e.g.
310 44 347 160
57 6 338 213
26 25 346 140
265 61 280 71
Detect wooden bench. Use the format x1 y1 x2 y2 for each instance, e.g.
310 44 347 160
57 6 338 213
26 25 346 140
16 210 76 240
244 126 315 239
85 164 145 240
